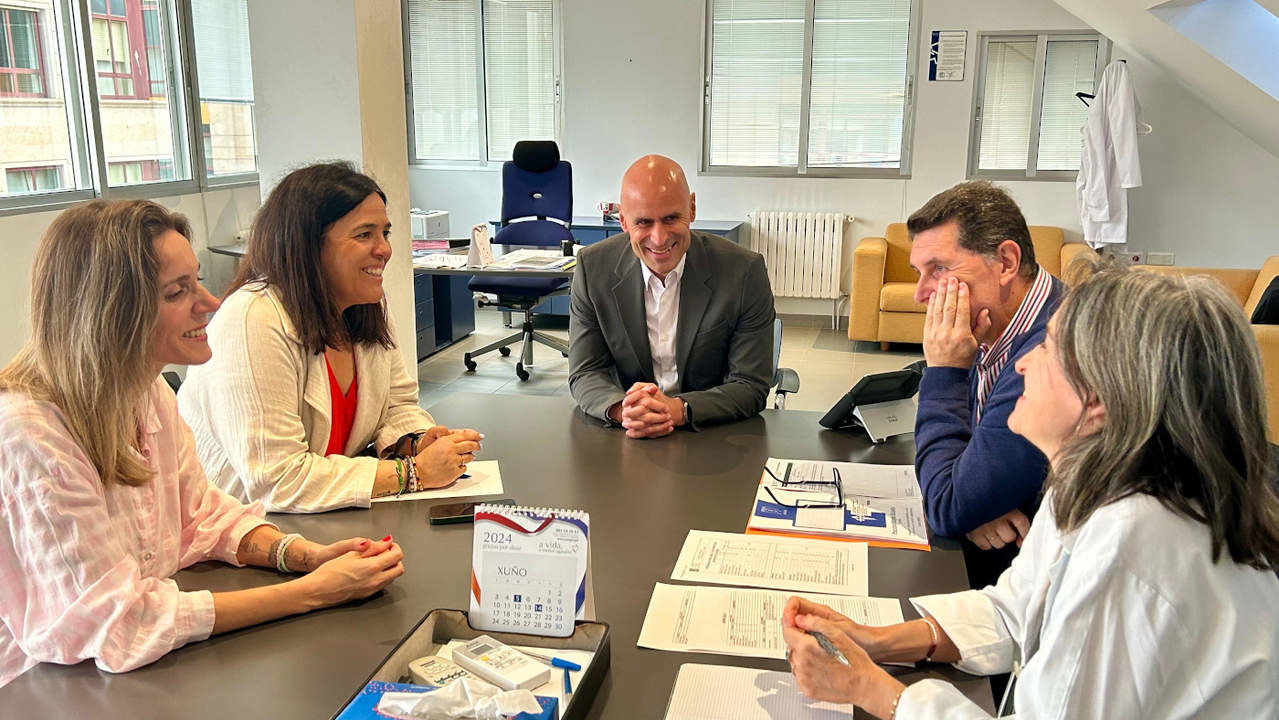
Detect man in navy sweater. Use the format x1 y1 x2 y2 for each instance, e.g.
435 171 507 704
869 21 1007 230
907 181 1065 588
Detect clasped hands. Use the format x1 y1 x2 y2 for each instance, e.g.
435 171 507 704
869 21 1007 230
409 425 485 488
607 382 685 438
923 276 993 369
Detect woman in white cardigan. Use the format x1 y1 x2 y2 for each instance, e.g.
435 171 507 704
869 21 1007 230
179 163 482 513
782 267 1279 718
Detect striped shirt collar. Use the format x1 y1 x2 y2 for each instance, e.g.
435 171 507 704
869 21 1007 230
977 265 1053 371
973 266 1053 421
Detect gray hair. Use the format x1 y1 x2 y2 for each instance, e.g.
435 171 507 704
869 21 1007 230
1047 264 1279 569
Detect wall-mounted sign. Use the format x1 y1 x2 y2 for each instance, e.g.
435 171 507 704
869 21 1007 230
928 30 966 81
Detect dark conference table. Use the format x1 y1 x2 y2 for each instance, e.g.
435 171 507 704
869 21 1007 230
0 393 994 718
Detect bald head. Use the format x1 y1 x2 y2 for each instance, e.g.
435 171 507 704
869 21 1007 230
621 155 690 208
618 155 697 279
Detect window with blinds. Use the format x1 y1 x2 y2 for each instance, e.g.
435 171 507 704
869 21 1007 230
406 0 557 164
704 0 915 175
970 32 1103 179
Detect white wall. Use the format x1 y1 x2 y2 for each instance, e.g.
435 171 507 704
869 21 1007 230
410 0 1279 314
0 185 260 364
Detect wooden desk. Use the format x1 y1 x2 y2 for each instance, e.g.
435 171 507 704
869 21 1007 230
0 394 993 718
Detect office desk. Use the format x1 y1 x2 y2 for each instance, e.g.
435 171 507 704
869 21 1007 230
0 394 992 718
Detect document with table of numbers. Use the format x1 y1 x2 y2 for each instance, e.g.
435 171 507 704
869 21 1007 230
671 530 868 596
637 583 903 659
470 504 593 638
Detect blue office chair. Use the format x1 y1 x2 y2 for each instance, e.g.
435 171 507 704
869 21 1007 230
771 318 801 409
463 140 573 381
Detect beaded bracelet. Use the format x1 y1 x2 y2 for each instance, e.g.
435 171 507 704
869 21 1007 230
276 533 302 573
393 457 407 496
405 453 419 492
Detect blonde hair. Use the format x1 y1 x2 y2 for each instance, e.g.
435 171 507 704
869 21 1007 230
0 200 192 487
1049 265 1279 569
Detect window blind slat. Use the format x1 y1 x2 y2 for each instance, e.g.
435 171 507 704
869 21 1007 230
191 0 253 102
978 40 1035 170
1037 40 1096 171
707 0 807 167
483 0 554 162
807 0 911 168
408 0 482 161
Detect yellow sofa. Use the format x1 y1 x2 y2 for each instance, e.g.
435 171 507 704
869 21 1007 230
1136 257 1279 445
848 223 1096 349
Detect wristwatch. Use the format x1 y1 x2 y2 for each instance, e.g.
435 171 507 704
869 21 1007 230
681 399 692 427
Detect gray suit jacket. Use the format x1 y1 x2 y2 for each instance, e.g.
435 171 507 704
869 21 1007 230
568 230 775 427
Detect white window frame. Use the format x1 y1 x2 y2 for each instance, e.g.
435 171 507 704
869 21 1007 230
967 30 1110 182
1 0 258 216
402 0 563 170
698 0 920 179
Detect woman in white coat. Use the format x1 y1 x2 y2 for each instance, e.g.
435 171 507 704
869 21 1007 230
782 267 1279 718
179 163 482 513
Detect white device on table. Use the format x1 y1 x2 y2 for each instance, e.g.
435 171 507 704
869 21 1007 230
407 655 473 687
451 635 550 691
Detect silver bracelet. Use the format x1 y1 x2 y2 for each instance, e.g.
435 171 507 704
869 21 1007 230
276 533 302 573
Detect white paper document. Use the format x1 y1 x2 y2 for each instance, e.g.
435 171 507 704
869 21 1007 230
488 248 573 270
637 583 903 660
371 460 503 503
747 458 930 550
671 530 868 596
664 663 857 720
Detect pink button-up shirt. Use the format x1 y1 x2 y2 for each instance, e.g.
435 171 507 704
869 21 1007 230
0 377 271 687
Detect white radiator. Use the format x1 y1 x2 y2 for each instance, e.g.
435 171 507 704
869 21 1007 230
747 211 848 300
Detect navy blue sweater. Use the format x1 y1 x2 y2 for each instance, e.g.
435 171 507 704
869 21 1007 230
913 276 1065 538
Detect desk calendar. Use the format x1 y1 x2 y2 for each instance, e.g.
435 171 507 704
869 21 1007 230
470 504 593 637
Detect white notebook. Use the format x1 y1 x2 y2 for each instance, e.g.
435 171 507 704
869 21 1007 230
664 663 858 719
469 504 594 637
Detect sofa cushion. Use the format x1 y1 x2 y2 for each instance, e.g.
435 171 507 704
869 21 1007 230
883 223 918 284
880 282 925 313
1029 226 1064 276
1245 256 1279 317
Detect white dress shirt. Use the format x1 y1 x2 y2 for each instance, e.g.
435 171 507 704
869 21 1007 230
641 256 686 395
900 491 1279 718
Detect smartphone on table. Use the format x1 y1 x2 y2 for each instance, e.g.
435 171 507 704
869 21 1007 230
428 498 514 525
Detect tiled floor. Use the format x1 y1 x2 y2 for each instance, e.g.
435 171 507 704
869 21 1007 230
416 310 923 414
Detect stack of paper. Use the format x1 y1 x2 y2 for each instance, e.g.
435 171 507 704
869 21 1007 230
745 458 930 550
637 583 903 659
489 248 574 270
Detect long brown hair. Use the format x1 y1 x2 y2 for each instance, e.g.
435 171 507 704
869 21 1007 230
1048 266 1279 569
0 200 191 486
228 161 394 354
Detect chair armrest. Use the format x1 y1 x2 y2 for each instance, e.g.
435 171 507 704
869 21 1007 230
850 237 888 341
774 368 801 396
1059 243 1097 285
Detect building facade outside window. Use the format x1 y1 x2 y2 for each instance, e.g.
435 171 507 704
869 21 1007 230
0 6 46 97
4 164 60 193
0 0 258 204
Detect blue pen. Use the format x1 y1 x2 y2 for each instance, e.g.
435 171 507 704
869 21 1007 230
562 666 572 695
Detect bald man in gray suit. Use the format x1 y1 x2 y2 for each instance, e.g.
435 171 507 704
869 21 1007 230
568 155 775 438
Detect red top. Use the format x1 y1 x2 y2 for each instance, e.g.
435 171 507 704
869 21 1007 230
324 355 359 456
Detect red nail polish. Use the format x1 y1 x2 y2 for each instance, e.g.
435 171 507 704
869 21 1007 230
359 540 369 547
381 534 392 542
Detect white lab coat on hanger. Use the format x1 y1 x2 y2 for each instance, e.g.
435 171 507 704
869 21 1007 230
1077 61 1143 248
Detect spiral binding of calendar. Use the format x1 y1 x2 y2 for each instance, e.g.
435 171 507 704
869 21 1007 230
475 503 589 521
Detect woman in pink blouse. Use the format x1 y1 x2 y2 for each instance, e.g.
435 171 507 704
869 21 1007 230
0 200 405 687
